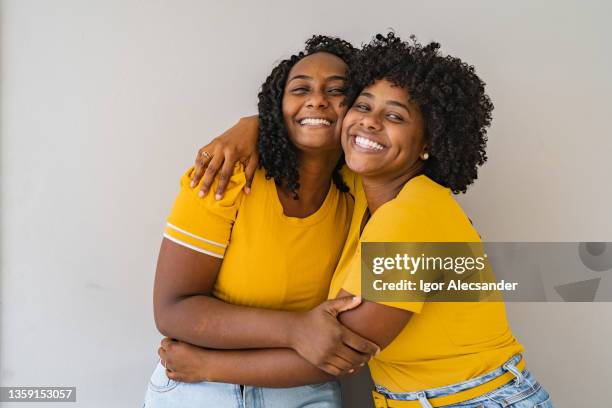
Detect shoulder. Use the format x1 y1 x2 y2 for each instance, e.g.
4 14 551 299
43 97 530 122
164 163 247 258
362 176 479 242
395 175 452 206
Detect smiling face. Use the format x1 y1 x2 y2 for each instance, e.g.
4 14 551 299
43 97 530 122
282 52 348 153
341 79 428 179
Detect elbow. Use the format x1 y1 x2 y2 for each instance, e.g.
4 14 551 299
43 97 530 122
153 296 176 337
154 306 171 337
153 284 183 337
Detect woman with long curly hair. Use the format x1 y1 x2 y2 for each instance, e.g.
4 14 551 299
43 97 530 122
144 36 380 408
175 33 554 407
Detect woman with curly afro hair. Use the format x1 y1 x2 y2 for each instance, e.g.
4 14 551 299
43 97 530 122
326 32 554 408
145 36 382 408
187 32 554 407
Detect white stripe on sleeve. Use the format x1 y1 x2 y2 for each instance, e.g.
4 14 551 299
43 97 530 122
162 233 224 259
166 222 227 248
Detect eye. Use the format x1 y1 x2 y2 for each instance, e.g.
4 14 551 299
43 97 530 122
327 87 346 95
290 87 309 94
387 113 404 122
353 103 370 111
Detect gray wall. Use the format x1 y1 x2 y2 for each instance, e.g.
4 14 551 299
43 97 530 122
1 1 611 407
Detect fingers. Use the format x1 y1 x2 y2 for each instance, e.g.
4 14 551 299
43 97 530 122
341 327 381 356
192 133 258 197
158 338 178 369
199 154 224 198
319 362 344 377
158 347 171 373
158 340 192 382
160 337 175 350
215 156 237 200
166 368 177 380
243 152 259 194
319 355 357 377
334 345 371 369
325 296 362 317
192 148 213 188
159 343 180 380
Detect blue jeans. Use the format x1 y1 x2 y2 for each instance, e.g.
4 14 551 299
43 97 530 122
376 354 553 407
143 361 341 408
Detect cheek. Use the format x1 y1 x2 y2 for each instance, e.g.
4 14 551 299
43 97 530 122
341 109 358 128
389 128 423 158
409 129 427 155
340 118 357 149
332 99 348 117
282 95 296 119
342 117 357 138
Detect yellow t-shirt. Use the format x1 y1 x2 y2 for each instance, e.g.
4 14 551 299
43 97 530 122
164 165 354 311
328 174 524 392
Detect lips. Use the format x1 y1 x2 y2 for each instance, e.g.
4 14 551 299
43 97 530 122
347 127 388 153
298 117 333 126
354 136 384 151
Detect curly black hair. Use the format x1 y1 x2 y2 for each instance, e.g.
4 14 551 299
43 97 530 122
346 32 493 193
257 35 356 198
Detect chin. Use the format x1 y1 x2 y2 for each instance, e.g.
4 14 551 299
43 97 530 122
294 137 339 150
345 158 377 175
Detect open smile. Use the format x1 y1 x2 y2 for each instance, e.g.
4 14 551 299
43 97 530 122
349 134 386 152
298 117 333 127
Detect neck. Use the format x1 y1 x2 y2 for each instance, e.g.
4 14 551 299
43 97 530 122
276 148 341 217
361 164 424 214
295 149 340 196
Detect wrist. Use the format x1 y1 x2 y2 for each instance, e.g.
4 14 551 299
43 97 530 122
284 311 304 350
196 348 215 382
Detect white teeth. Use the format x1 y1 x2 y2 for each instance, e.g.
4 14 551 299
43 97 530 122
300 118 331 126
355 136 384 151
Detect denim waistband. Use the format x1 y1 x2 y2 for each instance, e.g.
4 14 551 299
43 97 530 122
376 353 524 401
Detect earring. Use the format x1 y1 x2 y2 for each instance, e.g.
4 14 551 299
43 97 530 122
421 152 429 160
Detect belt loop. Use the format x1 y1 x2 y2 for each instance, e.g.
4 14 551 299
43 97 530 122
371 391 389 408
503 361 525 386
416 391 434 408
240 385 247 408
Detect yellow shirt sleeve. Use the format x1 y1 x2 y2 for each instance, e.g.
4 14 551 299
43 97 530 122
163 165 246 258
340 202 428 313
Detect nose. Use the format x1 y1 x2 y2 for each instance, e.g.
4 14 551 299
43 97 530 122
359 112 382 131
306 90 329 109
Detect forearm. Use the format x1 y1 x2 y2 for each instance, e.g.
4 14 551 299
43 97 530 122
205 348 336 388
156 295 296 350
159 296 377 385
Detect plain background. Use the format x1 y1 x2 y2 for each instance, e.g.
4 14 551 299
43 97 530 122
2 1 611 407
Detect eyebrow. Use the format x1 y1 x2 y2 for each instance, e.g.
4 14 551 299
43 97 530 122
288 74 347 83
360 92 411 112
